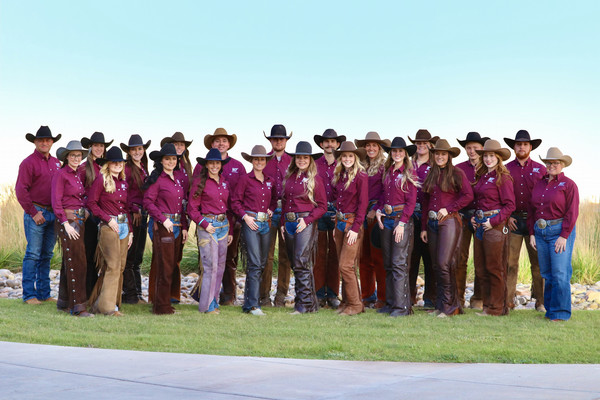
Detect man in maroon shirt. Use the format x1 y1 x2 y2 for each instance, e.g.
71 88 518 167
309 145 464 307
259 124 293 307
455 132 488 309
314 129 345 308
504 130 546 311
16 126 62 304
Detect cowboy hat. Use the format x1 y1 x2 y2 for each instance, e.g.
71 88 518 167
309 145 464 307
286 141 323 159
539 147 572 167
150 143 180 162
314 129 346 147
503 130 542 150
81 132 113 148
457 131 490 148
408 129 439 144
196 148 231 166
382 137 417 157
333 141 367 160
241 145 275 163
264 124 292 140
26 126 61 143
475 139 511 161
354 131 391 148
120 134 151 152
56 140 88 162
431 139 461 158
204 127 237 150
161 131 192 148
97 146 126 165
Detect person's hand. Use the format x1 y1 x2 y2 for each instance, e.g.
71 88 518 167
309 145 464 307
555 236 567 254
108 218 119 233
32 211 46 225
243 214 258 231
346 230 358 246
267 209 273 217
375 210 384 230
366 209 376 224
227 235 233 246
205 223 216 234
393 224 405 243
508 217 517 231
420 230 428 243
481 219 492 231
64 223 80 240
163 218 174 233
182 229 188 244
132 212 141 227
296 218 307 233
471 216 478 228
437 208 448 221
280 225 286 241
529 235 536 251
128 233 133 249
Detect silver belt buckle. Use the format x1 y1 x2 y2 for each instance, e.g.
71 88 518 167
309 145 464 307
285 212 296 222
428 210 438 220
414 203 421 212
475 210 484 220
536 219 547 229
76 208 86 218
336 211 344 220
383 204 393 215
277 199 282 209
173 213 181 222
256 212 268 222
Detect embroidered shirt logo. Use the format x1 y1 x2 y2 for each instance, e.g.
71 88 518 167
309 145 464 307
487 177 495 184
231 168 239 173
266 182 273 189
222 182 227 189
558 182 566 187
533 168 540 173
121 183 127 190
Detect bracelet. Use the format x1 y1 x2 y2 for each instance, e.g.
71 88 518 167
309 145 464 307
398 222 405 227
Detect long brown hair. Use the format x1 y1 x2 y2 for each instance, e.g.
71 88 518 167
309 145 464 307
84 146 106 187
422 155 463 193
192 163 223 199
382 150 419 192
283 156 318 206
475 153 513 186
125 151 148 189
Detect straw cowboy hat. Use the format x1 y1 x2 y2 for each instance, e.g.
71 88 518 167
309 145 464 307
503 130 542 150
475 139 511 161
204 127 237 150
241 145 275 163
354 131 391 148
264 124 292 140
56 140 88 162
457 131 490 148
333 141 367 160
382 137 417 157
408 129 439 144
196 148 231 166
97 146 126 165
26 126 61 143
120 134 151 152
81 132 113 148
539 147 572 167
430 139 461 158
314 129 346 147
286 141 323 159
161 131 192 148
150 143 180 162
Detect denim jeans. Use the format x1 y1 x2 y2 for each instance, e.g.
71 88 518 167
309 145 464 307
318 205 336 231
535 222 576 321
197 217 229 312
242 218 271 311
148 217 180 240
22 206 56 301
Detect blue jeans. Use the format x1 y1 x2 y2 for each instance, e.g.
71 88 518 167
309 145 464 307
148 217 180 240
22 206 56 301
535 222 576 321
271 208 282 226
242 218 271 312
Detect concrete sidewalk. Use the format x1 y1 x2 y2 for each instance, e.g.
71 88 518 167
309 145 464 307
1 341 599 400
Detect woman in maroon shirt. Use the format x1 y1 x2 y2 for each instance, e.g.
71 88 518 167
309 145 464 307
231 145 277 316
120 134 151 304
420 139 473 318
143 143 189 315
52 140 93 317
354 132 389 309
281 141 327 314
87 147 133 316
188 148 232 314
375 137 418 317
471 140 515 316
331 142 369 316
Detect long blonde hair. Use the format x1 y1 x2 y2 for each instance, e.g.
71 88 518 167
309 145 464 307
361 144 386 176
382 151 420 192
284 156 318 206
100 162 126 194
332 153 365 190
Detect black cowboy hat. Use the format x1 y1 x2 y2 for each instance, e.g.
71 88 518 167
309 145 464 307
161 132 192 148
408 129 439 144
503 130 542 150
120 134 151 152
382 137 417 157
26 126 61 143
97 146 126 165
149 143 180 162
196 148 231 166
264 124 292 140
81 132 113 149
457 131 490 148
286 141 323 159
314 129 346 147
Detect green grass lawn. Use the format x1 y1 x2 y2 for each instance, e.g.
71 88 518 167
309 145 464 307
1 299 598 364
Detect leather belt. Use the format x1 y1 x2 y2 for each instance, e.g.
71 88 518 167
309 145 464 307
512 211 528 218
285 211 310 222
110 214 128 223
336 212 355 222
383 204 404 215
163 212 181 222
33 202 53 212
247 211 270 222
475 209 500 219
204 213 227 222
536 218 563 229
65 208 87 220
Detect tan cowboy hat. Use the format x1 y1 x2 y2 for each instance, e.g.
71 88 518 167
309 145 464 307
241 145 275 163
161 132 192 148
540 147 572 167
354 131 391 148
408 129 439 144
430 139 461 158
204 127 237 150
333 141 367 160
475 139 511 161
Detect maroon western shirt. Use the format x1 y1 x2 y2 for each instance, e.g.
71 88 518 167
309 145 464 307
421 168 474 231
367 164 384 202
188 175 230 231
143 171 188 230
455 160 478 210
87 174 133 231
78 160 102 200
505 158 547 213
473 170 516 226
193 156 247 188
281 172 327 226
231 171 277 219
375 165 418 224
528 172 579 238
315 156 337 203
51 166 86 224
263 151 292 200
333 171 369 232
125 163 148 213
16 149 62 216
413 159 431 207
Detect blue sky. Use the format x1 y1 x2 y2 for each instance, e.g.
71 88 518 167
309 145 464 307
1 1 599 199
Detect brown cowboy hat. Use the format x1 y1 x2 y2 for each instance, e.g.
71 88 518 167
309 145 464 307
503 130 542 150
204 127 237 150
241 145 275 163
475 139 511 161
430 139 461 158
333 141 367 160
26 126 62 143
408 129 439 144
354 131 391 148
540 147 572 167
161 132 192 148
314 128 346 147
